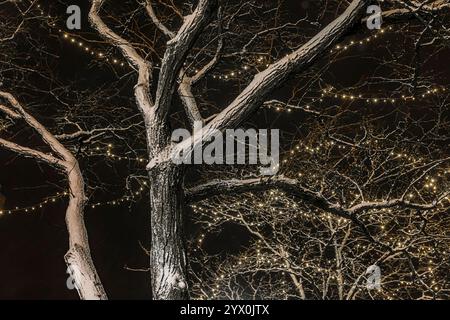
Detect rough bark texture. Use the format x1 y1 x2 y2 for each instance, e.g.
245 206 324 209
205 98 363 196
149 162 188 299
64 161 107 300
89 0 215 300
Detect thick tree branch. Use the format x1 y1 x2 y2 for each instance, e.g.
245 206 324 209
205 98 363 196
0 137 62 166
0 91 73 161
89 0 153 124
178 76 205 126
187 175 446 214
186 174 446 247
206 0 368 131
186 176 349 217
145 0 205 126
178 7 223 128
154 0 217 122
362 0 450 23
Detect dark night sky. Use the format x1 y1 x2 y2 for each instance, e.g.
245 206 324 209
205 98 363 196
0 0 449 299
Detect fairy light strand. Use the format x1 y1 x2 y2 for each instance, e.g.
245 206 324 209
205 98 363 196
32 2 128 68
0 183 148 216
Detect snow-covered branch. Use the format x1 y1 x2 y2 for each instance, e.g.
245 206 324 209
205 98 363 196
154 0 217 122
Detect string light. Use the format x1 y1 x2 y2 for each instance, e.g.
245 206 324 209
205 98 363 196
330 26 393 54
265 85 447 114
0 141 148 214
209 27 395 82
89 186 146 209
320 86 446 103
30 2 128 69
37 1 445 119
0 192 67 216
0 182 148 216
87 144 148 164
60 32 126 67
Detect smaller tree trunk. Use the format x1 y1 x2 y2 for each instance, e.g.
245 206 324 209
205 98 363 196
64 161 107 300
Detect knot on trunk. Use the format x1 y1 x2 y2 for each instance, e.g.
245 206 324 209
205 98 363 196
172 273 187 291
176 276 187 290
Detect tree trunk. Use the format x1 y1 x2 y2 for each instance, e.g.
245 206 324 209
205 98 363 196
64 161 107 300
149 161 188 299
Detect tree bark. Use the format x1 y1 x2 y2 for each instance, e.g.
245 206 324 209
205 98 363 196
149 161 188 299
64 160 108 300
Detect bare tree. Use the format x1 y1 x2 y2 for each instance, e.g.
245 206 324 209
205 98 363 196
1 0 449 300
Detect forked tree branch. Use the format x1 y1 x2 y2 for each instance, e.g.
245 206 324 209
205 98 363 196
153 0 217 122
